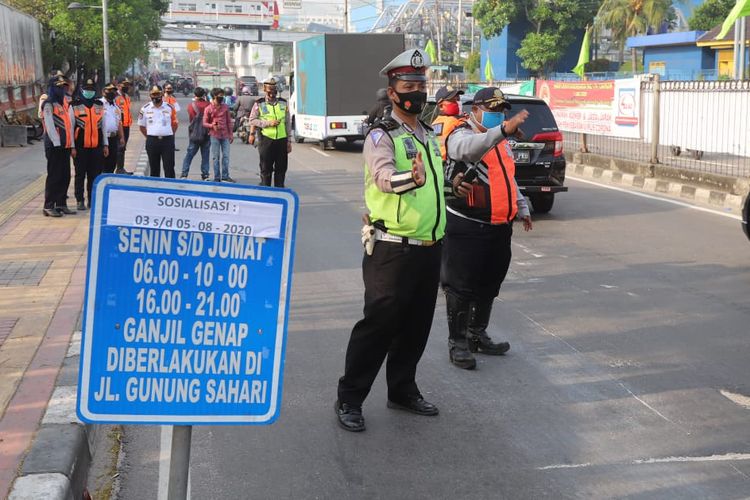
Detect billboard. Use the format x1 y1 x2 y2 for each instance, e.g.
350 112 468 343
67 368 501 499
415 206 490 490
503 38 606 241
536 79 641 139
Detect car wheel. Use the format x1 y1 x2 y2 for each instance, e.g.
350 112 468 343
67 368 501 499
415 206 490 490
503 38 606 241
530 193 554 214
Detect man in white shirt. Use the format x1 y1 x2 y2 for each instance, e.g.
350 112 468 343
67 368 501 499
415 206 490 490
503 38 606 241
138 86 178 178
101 83 126 174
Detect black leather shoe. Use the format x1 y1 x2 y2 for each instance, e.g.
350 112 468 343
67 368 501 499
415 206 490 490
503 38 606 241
76 201 87 211
387 396 439 416
42 208 62 217
56 206 77 215
335 400 365 432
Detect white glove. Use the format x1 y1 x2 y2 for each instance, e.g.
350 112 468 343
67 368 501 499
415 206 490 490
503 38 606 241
361 224 375 256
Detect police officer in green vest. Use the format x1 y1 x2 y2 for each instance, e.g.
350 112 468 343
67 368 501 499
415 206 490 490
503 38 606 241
335 48 472 432
249 78 291 187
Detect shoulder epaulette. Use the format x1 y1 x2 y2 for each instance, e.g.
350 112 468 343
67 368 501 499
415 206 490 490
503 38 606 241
375 118 399 132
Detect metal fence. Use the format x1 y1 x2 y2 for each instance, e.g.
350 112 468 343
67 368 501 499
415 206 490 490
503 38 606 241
564 79 750 179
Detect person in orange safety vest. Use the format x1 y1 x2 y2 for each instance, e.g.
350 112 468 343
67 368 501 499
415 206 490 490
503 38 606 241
115 78 133 173
441 87 533 370
72 78 108 210
431 85 467 161
41 75 76 217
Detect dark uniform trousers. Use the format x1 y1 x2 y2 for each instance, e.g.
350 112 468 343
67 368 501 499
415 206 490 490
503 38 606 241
102 137 119 174
337 241 442 407
441 211 513 303
116 126 130 170
74 148 103 204
146 135 176 178
44 147 71 210
258 136 288 187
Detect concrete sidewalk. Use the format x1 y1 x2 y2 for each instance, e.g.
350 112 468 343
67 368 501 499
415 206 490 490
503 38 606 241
0 130 145 500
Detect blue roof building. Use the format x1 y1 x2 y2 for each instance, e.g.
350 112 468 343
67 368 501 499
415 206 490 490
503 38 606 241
626 31 715 80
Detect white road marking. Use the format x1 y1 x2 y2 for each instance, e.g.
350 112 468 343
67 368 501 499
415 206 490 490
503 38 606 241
720 389 750 410
538 463 592 470
600 285 618 289
567 176 742 221
158 426 191 500
312 148 331 158
538 453 750 471
633 453 750 464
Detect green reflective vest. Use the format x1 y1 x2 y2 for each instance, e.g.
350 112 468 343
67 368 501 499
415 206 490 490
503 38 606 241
365 122 446 241
258 99 287 140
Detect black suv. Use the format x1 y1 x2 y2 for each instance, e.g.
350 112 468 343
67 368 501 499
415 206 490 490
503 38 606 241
422 94 567 214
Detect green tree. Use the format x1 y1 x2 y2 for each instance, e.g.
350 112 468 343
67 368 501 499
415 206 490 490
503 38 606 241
8 0 166 80
596 0 673 73
465 51 481 76
472 0 601 76
688 0 736 31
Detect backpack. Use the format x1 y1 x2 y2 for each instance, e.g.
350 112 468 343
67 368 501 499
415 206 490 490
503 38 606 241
188 102 208 143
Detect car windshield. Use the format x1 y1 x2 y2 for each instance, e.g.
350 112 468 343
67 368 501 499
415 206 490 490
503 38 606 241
506 101 558 136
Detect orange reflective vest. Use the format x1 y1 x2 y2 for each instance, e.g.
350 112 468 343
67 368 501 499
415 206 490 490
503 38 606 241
115 93 132 127
73 101 105 149
44 101 74 149
164 94 177 107
432 114 466 160
446 124 518 224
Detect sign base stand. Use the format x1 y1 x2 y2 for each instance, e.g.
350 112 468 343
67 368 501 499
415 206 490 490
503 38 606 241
168 425 192 500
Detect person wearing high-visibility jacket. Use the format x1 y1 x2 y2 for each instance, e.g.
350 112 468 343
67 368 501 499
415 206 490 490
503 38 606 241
71 79 108 210
41 75 76 218
431 85 467 161
334 48 472 433
115 78 133 174
441 87 532 370
249 78 290 187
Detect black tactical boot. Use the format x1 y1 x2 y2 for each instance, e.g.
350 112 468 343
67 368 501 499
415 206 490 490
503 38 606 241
446 292 476 370
467 300 510 355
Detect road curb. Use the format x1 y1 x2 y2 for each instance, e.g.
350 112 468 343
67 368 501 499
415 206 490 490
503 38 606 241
7 332 92 500
568 162 746 214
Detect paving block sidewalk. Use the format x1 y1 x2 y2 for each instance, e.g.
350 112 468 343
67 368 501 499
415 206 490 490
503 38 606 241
0 130 145 500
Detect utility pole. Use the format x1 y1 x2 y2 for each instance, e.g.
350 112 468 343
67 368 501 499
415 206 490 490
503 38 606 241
344 0 349 33
435 0 442 67
455 0 462 64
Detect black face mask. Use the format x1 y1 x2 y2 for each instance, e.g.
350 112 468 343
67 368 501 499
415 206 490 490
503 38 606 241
216 96 224 104
393 90 427 114
152 97 162 105
104 91 116 101
166 90 173 95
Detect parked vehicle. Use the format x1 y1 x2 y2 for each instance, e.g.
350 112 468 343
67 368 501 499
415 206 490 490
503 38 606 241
421 93 568 214
195 71 237 93
289 33 404 149
238 75 259 96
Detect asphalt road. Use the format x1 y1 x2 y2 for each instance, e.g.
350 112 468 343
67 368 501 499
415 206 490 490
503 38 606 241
112 98 750 499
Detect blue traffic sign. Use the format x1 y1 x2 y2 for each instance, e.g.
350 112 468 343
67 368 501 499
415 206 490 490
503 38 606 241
77 175 298 425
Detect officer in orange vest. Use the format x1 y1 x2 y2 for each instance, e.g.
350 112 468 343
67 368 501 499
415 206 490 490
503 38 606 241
163 83 181 151
115 78 133 174
441 87 532 369
431 85 466 160
41 75 76 217
72 78 108 210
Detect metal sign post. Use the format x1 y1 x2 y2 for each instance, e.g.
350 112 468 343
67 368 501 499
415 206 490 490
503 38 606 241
77 176 298 499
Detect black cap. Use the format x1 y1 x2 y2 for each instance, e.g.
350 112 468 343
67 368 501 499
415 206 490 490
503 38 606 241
471 87 511 110
82 78 96 90
435 85 463 103
49 75 67 87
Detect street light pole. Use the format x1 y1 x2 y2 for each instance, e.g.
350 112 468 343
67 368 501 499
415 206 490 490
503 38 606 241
67 1 110 84
102 0 110 84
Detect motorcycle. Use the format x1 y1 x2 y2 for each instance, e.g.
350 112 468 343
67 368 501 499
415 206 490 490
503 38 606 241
237 112 255 145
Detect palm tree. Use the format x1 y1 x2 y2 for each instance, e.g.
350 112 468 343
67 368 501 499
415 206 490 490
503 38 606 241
597 0 673 73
